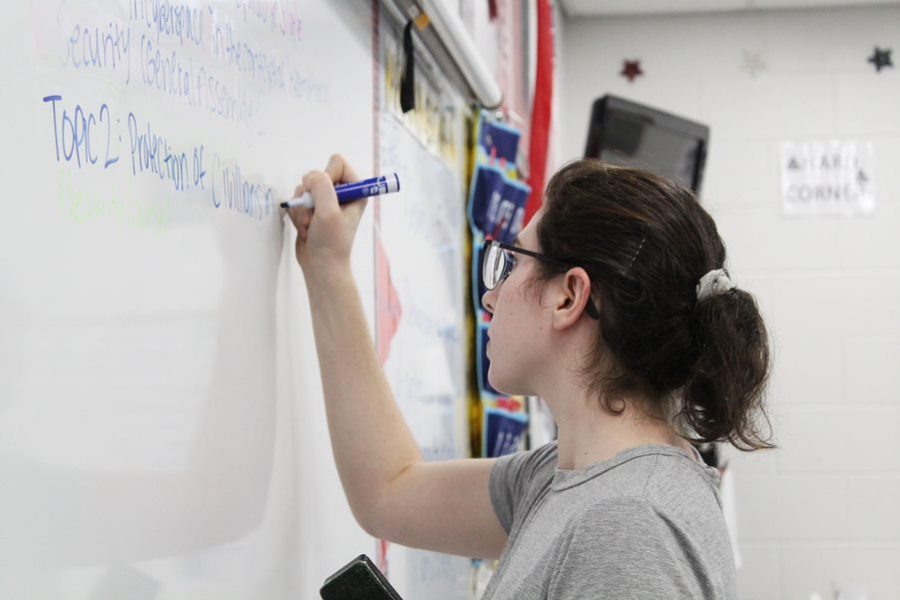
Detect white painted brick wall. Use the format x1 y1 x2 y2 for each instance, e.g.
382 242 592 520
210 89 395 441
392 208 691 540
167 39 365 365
560 5 900 598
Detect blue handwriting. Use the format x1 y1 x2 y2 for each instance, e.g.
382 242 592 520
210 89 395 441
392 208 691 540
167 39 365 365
43 94 119 169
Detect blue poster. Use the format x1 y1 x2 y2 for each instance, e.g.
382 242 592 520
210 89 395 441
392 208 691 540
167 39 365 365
467 164 530 243
476 113 521 167
483 407 529 458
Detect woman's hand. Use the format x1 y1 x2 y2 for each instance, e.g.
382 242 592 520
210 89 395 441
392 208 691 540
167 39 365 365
288 154 368 280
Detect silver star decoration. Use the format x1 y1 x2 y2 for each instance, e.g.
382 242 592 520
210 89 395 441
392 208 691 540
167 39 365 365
738 49 767 78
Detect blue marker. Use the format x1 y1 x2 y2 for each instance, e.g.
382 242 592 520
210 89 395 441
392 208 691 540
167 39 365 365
280 173 400 209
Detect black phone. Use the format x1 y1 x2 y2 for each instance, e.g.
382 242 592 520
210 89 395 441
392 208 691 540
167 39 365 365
320 554 404 600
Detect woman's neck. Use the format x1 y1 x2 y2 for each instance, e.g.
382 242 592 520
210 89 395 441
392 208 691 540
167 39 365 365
552 398 692 470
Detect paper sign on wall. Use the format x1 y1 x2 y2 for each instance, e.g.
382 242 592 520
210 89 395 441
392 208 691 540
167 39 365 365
781 141 875 216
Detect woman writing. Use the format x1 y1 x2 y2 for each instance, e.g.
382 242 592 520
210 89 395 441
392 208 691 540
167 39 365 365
289 155 772 599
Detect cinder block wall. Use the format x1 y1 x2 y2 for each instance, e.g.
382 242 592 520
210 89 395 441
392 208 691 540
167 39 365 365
558 6 900 598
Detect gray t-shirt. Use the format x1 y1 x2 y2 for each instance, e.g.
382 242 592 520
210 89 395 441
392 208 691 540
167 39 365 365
482 441 736 599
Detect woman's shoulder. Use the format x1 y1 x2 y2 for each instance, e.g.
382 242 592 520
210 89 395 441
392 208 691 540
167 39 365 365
553 444 726 530
636 445 725 513
493 439 559 480
488 440 560 535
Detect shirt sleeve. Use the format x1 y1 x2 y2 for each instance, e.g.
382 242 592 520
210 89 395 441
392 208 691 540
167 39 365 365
488 442 556 535
549 497 714 599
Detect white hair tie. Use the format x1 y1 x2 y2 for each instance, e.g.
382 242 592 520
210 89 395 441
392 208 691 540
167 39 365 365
696 268 736 301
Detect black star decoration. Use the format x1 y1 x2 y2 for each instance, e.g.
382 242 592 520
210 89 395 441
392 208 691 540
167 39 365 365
867 46 893 72
620 60 643 83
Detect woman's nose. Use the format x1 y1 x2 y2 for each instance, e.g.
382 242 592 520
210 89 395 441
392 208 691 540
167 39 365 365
481 288 495 315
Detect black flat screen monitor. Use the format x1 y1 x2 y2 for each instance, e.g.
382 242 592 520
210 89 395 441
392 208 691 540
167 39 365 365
584 95 710 194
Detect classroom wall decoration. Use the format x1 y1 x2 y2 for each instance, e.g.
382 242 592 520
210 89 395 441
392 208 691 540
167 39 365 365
781 140 876 216
867 46 893 72
620 59 644 82
738 49 768 78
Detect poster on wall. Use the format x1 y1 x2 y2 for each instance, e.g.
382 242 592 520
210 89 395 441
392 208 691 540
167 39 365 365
781 140 876 216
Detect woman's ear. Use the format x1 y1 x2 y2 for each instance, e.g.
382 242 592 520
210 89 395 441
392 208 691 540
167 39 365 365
549 268 594 330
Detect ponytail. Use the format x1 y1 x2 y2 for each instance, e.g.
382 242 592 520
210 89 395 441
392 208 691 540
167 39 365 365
682 286 774 450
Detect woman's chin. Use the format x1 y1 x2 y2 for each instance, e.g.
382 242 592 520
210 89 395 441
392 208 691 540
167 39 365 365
486 371 505 395
487 370 522 397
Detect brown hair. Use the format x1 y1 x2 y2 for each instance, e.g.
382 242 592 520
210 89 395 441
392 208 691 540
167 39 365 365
530 159 773 451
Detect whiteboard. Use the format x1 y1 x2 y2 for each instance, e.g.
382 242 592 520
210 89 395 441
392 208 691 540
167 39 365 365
0 1 376 598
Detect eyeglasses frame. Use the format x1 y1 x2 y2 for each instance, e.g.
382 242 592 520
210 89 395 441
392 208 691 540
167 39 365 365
481 238 601 320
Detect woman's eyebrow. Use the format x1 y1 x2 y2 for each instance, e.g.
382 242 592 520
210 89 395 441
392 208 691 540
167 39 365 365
512 236 522 247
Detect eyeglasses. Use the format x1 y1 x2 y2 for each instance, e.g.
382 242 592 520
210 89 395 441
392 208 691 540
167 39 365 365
481 238 600 320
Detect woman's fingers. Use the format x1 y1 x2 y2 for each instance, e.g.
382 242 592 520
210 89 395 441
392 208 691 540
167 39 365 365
288 206 313 228
324 154 359 186
288 178 312 231
288 156 367 270
302 171 340 219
